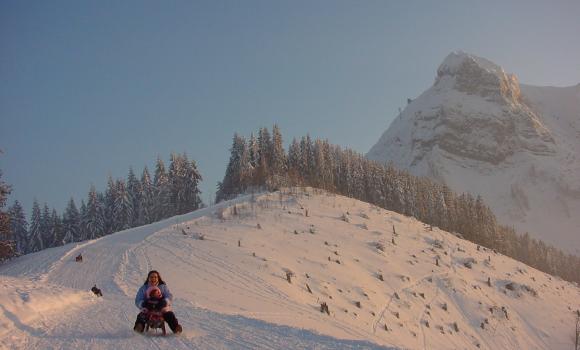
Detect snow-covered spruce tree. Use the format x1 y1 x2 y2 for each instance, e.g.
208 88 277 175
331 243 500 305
312 139 327 189
248 133 259 178
86 185 105 240
319 140 336 191
216 134 249 202
139 167 155 224
27 200 43 253
49 208 64 247
254 128 272 187
103 176 116 235
440 184 456 233
168 153 202 215
0 169 15 260
79 200 88 241
258 127 272 169
168 152 184 215
138 166 155 225
182 158 203 213
8 200 27 255
62 198 80 244
40 204 52 249
126 167 141 228
367 162 386 206
113 179 132 231
153 157 172 221
269 124 287 189
299 135 314 184
287 138 303 186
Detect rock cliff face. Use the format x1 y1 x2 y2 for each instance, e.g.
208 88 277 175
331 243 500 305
436 51 522 103
367 52 580 254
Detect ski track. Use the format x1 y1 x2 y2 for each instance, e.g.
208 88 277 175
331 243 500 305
2 232 393 350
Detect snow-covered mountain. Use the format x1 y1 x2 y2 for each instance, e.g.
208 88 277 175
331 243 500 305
1 189 579 349
367 51 580 254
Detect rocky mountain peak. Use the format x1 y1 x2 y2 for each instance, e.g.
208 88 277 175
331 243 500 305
367 52 580 254
435 51 521 104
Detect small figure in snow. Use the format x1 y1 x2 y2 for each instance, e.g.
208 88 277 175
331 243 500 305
133 270 182 334
75 253 83 262
91 284 103 297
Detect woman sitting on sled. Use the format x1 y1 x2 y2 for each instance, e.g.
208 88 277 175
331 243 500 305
133 270 182 334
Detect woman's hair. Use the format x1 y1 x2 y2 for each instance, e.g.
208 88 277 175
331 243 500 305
143 270 166 285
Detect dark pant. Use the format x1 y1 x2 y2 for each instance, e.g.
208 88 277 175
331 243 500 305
134 311 180 333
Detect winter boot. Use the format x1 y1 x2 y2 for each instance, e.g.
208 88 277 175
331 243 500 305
133 322 144 333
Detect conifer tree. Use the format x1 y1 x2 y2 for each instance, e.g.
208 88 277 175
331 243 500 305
216 134 249 202
86 186 104 240
79 200 88 241
8 200 27 254
138 166 155 225
62 198 80 244
181 158 203 213
153 157 171 220
50 208 64 247
0 170 14 259
168 153 183 214
104 176 116 235
258 127 272 169
270 124 287 187
287 138 302 185
27 200 43 253
248 133 259 169
113 179 132 231
126 167 141 227
40 203 51 248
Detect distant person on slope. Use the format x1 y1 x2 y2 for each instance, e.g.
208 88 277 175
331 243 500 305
133 270 182 334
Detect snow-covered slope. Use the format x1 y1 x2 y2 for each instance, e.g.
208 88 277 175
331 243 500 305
1 189 579 349
367 51 580 254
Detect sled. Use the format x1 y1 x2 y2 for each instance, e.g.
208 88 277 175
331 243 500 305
144 311 166 336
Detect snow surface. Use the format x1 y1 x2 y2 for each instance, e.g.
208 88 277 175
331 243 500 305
1 189 579 349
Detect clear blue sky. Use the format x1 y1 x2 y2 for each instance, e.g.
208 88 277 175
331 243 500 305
1 0 579 213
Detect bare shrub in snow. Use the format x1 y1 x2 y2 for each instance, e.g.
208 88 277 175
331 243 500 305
504 281 538 297
463 257 477 269
320 302 330 315
370 241 385 252
283 268 294 283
